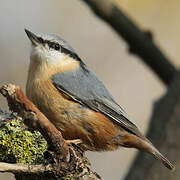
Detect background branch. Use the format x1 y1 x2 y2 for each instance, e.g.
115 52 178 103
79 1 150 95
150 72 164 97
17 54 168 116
124 72 180 179
80 0 177 86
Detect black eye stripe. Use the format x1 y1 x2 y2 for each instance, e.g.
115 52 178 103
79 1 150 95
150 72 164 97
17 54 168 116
42 40 81 62
38 37 44 44
45 41 61 51
41 39 87 70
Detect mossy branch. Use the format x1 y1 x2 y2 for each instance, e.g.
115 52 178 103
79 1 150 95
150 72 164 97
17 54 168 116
0 84 102 180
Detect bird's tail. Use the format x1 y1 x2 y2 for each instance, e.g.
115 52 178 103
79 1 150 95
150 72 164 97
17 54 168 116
152 147 174 170
142 138 175 171
120 133 175 171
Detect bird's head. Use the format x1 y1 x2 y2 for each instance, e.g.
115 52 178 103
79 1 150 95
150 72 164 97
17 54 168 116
25 29 77 65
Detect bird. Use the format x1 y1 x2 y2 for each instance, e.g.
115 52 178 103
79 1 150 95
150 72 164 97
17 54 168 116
25 29 174 171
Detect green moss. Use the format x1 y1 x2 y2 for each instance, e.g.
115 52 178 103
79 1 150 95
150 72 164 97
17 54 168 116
0 117 47 165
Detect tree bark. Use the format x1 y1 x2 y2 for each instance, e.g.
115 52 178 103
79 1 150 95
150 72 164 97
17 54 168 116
0 84 102 180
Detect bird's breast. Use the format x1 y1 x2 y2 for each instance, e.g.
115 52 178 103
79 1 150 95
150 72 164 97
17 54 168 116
26 63 121 151
26 77 87 129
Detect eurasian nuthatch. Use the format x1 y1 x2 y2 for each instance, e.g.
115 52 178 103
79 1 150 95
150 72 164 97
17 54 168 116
25 29 174 171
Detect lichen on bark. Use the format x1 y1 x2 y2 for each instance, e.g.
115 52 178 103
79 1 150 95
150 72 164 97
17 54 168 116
0 114 47 165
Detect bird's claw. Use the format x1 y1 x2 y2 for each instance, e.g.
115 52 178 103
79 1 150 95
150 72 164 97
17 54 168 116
66 139 82 145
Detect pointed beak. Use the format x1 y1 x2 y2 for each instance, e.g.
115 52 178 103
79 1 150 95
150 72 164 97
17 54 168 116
24 29 42 46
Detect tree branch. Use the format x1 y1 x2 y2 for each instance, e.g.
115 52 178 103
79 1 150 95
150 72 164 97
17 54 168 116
0 84 69 159
80 0 177 86
0 162 52 174
0 84 102 180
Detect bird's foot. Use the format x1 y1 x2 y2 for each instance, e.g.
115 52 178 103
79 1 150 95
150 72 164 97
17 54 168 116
66 139 82 145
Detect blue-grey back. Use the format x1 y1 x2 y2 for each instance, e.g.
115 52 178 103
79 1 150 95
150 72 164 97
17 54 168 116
51 64 141 136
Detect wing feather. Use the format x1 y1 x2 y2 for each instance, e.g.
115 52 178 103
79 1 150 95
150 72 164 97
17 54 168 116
51 65 142 137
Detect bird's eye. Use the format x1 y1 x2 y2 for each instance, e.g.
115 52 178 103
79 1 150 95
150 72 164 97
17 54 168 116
49 42 60 51
54 43 60 51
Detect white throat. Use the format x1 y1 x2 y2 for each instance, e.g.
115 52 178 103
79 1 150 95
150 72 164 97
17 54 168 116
30 45 66 65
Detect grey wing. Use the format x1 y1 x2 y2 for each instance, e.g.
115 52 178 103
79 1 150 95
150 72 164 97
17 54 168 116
51 65 142 137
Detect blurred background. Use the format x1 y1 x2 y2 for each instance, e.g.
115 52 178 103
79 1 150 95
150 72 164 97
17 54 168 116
0 0 180 179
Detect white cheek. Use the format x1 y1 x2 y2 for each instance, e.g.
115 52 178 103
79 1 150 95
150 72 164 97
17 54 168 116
30 45 65 64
